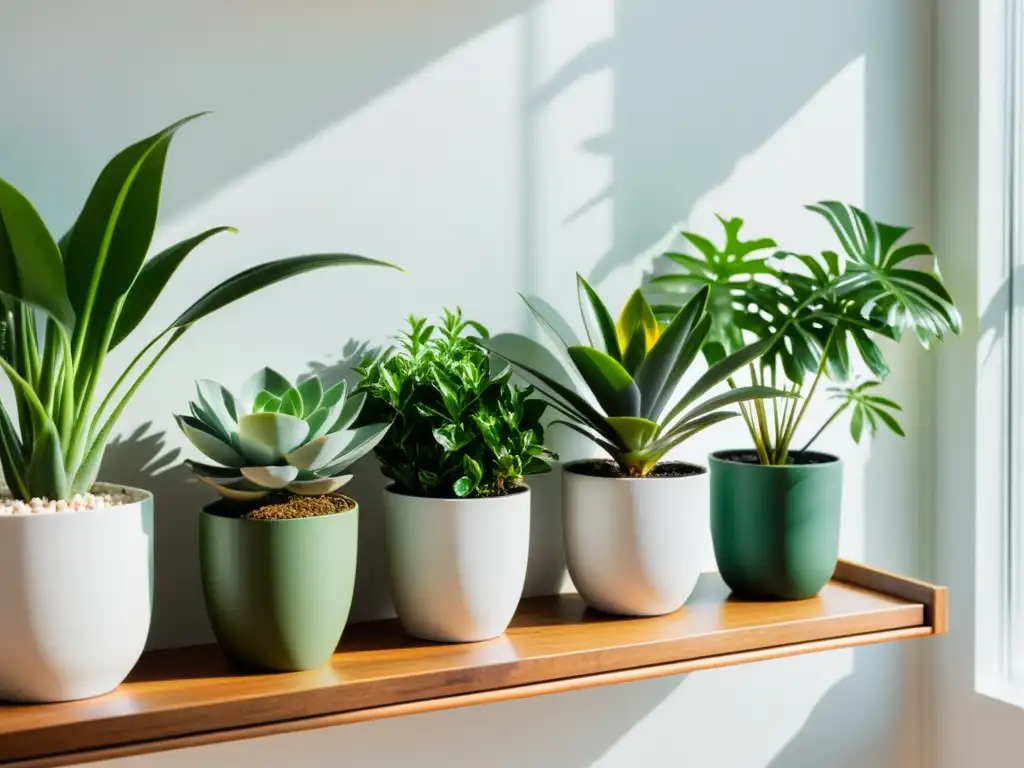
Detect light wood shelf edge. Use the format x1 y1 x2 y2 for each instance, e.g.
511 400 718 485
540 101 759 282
832 559 948 634
6 625 933 768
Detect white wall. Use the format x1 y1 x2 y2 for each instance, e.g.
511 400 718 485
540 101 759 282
0 2 934 766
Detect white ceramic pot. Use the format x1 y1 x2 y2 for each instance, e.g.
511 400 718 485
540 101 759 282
0 483 153 703
563 461 706 616
385 487 530 643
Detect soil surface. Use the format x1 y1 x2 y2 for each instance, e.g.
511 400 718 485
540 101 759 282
567 459 705 479
714 450 839 466
244 493 355 520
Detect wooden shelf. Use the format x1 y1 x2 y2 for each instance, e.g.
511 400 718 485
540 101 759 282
0 560 946 767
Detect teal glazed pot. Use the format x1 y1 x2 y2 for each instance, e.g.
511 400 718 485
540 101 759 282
709 450 842 600
199 499 358 672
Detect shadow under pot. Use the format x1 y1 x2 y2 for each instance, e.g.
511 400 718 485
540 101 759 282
384 486 530 643
709 450 842 601
0 484 154 703
562 459 707 616
199 494 357 672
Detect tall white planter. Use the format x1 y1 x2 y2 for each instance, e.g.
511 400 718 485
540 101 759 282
563 462 706 616
385 487 530 643
0 484 153 703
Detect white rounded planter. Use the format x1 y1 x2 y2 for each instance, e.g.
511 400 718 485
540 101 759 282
563 461 706 616
385 487 530 643
0 484 153 703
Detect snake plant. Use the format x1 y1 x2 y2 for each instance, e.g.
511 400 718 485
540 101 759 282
650 202 960 464
478 276 790 476
0 113 400 501
178 369 390 500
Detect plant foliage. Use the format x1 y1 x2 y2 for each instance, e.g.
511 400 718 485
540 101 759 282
356 309 555 498
0 114 400 500
650 202 960 463
477 276 791 477
178 368 390 501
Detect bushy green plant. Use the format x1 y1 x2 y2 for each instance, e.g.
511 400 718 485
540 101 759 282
649 201 961 464
356 309 555 497
178 368 390 501
0 113 399 501
477 276 790 477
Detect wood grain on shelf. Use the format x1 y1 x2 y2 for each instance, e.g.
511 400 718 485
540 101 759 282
0 567 942 767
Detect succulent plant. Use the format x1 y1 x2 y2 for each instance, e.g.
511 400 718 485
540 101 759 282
178 368 391 501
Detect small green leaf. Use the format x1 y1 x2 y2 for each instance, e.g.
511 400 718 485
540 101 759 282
241 367 292 413
297 377 323 418
453 476 474 497
464 454 484 484
873 407 905 437
850 405 864 443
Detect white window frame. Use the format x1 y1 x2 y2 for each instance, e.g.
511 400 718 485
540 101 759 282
976 0 1024 707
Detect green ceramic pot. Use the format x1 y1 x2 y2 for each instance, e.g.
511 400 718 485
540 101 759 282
199 499 358 672
709 450 842 600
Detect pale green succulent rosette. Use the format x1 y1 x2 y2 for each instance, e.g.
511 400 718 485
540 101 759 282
178 367 390 500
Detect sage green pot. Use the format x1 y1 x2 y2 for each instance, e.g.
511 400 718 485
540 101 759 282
199 499 358 672
709 450 842 600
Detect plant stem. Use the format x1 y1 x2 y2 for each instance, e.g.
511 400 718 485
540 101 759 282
67 306 124 468
801 402 850 453
774 382 802 464
58 335 76 456
730 375 768 464
77 329 167 464
73 329 184 493
777 327 837 463
771 365 780 450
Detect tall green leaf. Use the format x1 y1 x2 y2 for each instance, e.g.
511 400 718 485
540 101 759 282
576 274 621 361
634 286 708 420
171 254 402 330
665 336 774 424
566 345 641 417
64 114 206 368
110 226 237 349
0 180 75 331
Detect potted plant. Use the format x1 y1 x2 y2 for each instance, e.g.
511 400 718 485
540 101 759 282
356 309 556 642
478 276 789 616
0 113 399 702
178 368 390 671
650 203 961 599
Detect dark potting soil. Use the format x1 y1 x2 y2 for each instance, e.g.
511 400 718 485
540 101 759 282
715 450 839 466
567 459 705 479
243 493 355 520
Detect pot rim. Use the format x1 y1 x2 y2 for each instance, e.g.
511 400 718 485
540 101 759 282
707 449 842 469
561 458 707 480
383 483 530 502
202 493 358 522
0 481 153 522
